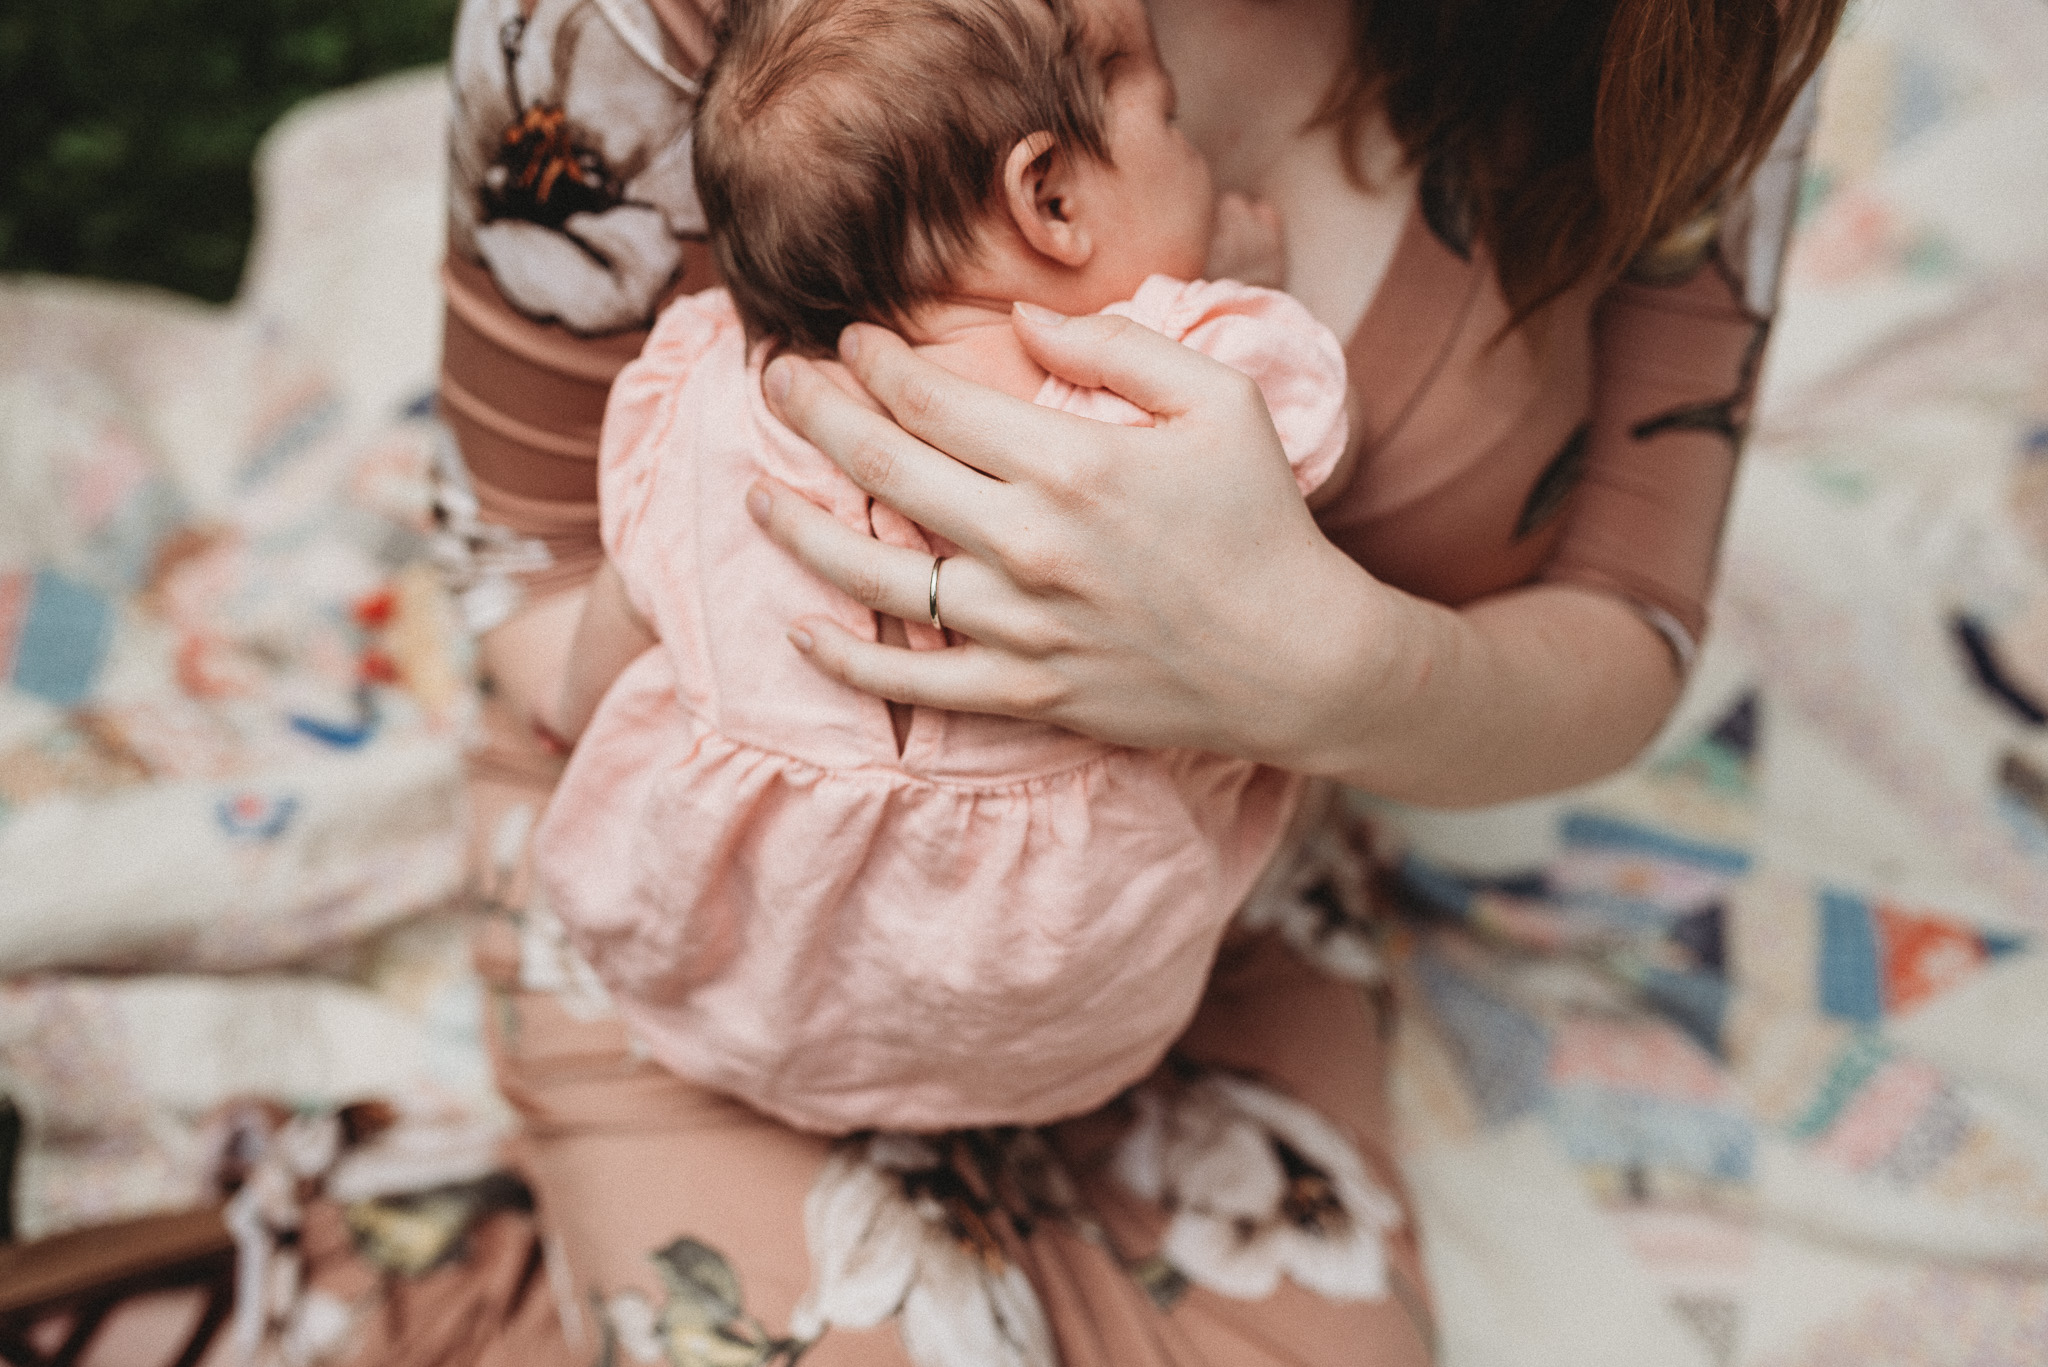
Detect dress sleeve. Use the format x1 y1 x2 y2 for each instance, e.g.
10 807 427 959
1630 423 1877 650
1540 80 1821 668
435 0 721 598
1109 277 1351 497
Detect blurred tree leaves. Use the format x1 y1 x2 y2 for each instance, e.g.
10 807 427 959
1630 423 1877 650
0 0 458 302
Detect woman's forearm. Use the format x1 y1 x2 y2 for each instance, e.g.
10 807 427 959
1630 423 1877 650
754 313 1687 804
1292 572 1683 806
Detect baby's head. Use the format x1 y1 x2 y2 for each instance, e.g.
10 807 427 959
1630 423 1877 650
694 0 1214 355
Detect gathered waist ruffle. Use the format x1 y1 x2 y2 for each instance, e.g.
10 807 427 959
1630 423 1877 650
534 664 1301 1133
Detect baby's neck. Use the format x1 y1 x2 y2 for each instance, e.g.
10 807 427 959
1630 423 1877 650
901 298 1052 402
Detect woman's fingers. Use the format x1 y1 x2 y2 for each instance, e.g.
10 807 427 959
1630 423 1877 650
748 478 1001 636
755 309 1348 771
807 324 1101 486
1010 303 1254 420
766 351 1023 542
788 618 1061 719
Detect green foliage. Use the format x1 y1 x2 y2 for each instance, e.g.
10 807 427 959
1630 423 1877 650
0 0 458 302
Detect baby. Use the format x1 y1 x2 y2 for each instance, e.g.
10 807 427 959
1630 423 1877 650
534 0 1351 1134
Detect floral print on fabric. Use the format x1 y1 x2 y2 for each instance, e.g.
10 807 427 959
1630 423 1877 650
1235 790 1388 988
793 1133 1058 1367
425 428 554 636
627 1084 1410 1367
221 1100 523 1366
1619 81 1820 455
1112 1070 1405 1304
599 1239 813 1367
592 1131 1078 1367
448 0 707 334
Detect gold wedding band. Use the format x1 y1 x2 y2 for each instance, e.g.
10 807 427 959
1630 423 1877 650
928 555 947 633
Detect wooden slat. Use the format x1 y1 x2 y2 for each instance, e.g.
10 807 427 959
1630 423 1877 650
0 1209 231 1319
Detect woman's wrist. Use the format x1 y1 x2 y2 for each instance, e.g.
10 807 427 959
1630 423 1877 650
1174 529 1391 777
1272 561 1448 783
1278 576 1682 807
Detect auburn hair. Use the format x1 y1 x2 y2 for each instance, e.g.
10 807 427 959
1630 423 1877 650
694 0 1109 355
1316 0 1848 317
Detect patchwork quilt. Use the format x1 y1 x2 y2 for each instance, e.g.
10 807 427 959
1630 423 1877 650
0 72 502 1241
1384 2 2048 1360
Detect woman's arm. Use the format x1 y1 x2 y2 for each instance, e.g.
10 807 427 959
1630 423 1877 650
1306 577 1682 803
749 80 1817 806
550 558 657 744
749 311 1678 807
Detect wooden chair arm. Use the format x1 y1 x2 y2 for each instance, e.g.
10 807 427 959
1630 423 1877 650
0 1207 234 1367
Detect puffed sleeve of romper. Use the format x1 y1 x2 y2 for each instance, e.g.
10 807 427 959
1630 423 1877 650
1092 276 1350 497
435 0 722 605
595 291 738 622
1538 81 1822 670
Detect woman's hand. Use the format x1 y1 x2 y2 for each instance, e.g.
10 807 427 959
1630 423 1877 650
748 304 1392 768
750 305 1684 803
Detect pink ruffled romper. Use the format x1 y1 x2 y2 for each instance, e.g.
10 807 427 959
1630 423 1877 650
534 275 1347 1134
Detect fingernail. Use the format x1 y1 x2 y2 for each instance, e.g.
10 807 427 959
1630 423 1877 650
838 326 863 362
746 483 771 523
787 627 814 652
764 357 792 405
1013 301 1068 327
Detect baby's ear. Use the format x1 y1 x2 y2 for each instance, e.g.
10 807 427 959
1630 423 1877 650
1002 131 1093 268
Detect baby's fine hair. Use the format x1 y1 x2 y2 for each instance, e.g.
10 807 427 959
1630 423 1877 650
694 0 1112 356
